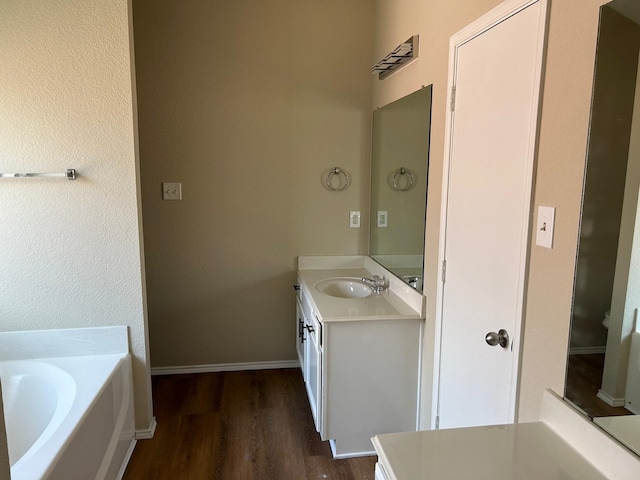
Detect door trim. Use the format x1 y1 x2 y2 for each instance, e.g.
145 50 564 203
432 0 548 429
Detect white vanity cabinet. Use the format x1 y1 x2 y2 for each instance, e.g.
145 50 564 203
304 309 322 432
296 260 424 459
296 278 322 431
320 315 422 458
295 296 305 378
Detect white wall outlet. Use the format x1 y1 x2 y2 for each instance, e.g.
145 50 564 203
162 182 182 200
349 211 361 228
377 210 388 228
536 205 555 248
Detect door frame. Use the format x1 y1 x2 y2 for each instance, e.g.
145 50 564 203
431 0 548 429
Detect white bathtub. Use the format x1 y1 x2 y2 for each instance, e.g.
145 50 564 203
1 353 135 480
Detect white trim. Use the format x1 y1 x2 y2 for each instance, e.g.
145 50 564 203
433 0 548 429
449 0 542 49
135 416 157 440
329 439 376 459
415 318 425 429
597 389 626 407
116 440 137 480
150 360 300 376
625 403 640 415
569 346 606 355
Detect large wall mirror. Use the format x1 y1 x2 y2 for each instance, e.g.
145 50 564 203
369 86 432 292
566 0 640 455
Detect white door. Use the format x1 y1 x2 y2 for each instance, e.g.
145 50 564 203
436 0 547 429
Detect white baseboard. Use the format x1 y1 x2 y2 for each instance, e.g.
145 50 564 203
135 416 157 439
625 403 640 415
568 346 606 355
597 389 626 407
116 439 137 480
150 360 300 376
329 439 376 459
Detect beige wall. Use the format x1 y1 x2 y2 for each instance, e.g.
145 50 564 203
133 0 619 428
518 0 610 421
373 0 619 424
133 0 373 368
0 0 152 432
373 0 503 426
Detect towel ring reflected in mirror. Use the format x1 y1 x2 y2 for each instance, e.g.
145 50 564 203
391 167 415 191
325 167 351 191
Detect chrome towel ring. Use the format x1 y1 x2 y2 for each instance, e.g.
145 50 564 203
325 167 351 191
391 167 414 191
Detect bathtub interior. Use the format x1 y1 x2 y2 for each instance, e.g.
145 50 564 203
0 361 76 466
1 353 135 480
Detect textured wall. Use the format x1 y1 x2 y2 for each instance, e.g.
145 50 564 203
0 0 152 431
133 0 373 368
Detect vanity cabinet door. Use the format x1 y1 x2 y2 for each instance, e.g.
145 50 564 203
295 298 306 378
374 463 390 480
305 314 322 433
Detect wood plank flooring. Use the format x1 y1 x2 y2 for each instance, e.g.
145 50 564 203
123 369 376 479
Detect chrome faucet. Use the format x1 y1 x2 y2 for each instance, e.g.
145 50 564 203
361 275 388 293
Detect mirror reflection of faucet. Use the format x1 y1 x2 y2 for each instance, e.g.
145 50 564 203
401 275 423 290
361 275 388 293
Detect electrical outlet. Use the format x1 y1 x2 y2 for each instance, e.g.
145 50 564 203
377 210 388 228
349 211 361 228
162 182 182 200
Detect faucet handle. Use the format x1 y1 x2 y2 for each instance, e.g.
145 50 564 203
373 275 388 290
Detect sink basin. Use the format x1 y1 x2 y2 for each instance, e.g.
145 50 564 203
315 278 373 299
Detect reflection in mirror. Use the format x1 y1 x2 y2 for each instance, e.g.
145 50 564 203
369 86 432 292
566 0 640 456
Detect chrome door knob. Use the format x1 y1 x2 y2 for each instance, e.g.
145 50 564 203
485 329 509 348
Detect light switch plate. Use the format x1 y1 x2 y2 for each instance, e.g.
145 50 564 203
377 211 388 228
536 205 555 248
163 182 182 200
349 211 361 228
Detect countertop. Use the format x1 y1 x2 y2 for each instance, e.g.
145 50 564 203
372 390 640 480
372 422 608 480
297 267 422 322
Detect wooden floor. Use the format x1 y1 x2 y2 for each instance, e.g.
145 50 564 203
565 353 633 418
123 369 377 479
